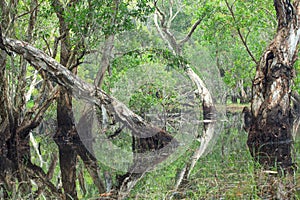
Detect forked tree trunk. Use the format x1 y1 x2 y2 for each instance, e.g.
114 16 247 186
247 0 300 172
153 11 216 119
55 90 78 199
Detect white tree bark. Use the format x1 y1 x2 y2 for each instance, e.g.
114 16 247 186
153 10 216 119
153 2 217 190
247 0 300 173
186 68 216 118
3 37 177 143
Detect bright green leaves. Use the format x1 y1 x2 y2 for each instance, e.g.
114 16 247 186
127 0 154 22
64 0 154 39
293 60 300 94
197 0 275 93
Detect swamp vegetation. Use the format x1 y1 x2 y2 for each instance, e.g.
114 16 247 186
1 0 300 199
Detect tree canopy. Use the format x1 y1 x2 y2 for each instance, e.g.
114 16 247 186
1 0 300 199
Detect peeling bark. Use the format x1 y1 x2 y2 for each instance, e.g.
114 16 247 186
186 68 216 119
3 37 176 143
247 0 300 173
2 33 178 170
2 34 178 198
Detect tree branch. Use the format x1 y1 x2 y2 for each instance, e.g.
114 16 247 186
52 32 66 58
225 0 258 65
154 10 179 54
154 12 175 53
17 86 59 138
35 153 58 198
26 161 63 198
154 1 167 27
179 19 202 45
42 35 52 56
94 34 115 87
15 2 41 20
3 36 177 146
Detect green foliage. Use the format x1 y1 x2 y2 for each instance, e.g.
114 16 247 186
4 0 300 199
127 120 256 199
113 48 189 69
128 82 181 119
129 83 161 116
126 118 300 199
198 0 276 92
294 60 300 94
100 47 189 94
62 0 154 47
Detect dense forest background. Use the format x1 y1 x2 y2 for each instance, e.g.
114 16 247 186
1 0 300 199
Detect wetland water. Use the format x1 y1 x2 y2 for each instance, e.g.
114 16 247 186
186 110 300 199
2 107 299 199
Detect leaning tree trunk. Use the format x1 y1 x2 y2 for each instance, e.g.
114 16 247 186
1 29 178 198
247 0 300 173
153 3 217 191
153 11 216 119
153 2 217 149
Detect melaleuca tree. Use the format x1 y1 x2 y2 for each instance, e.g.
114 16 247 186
199 0 276 103
0 0 156 199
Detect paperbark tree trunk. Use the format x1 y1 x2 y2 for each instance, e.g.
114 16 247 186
52 1 108 197
153 6 216 119
247 0 300 173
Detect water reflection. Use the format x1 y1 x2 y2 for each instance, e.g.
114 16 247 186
172 110 299 199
